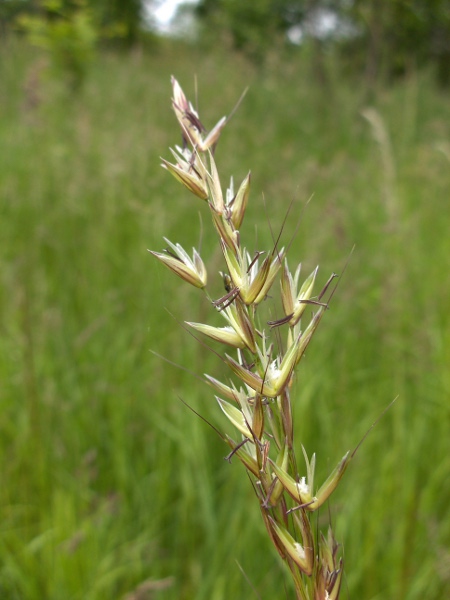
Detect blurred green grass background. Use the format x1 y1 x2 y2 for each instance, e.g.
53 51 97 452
1 37 449 599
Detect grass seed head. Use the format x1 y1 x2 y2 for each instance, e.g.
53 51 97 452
153 76 349 600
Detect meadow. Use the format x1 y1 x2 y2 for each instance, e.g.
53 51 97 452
0 36 449 599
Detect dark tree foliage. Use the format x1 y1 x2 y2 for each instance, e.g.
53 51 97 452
343 0 450 87
0 0 144 46
0 0 34 34
195 0 288 62
196 0 450 85
95 0 143 45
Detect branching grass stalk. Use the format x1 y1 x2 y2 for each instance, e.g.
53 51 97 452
151 77 351 600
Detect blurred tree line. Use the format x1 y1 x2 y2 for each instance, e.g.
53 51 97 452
1 0 448 87
195 0 450 87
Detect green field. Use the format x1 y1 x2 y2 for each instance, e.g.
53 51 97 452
1 37 449 599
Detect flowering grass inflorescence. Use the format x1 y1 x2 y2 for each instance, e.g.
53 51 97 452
151 77 351 600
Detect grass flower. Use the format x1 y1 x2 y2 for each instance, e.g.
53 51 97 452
160 146 209 200
149 237 207 289
171 75 227 152
186 322 246 349
281 261 319 326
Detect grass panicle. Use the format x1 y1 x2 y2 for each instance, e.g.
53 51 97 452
151 77 349 599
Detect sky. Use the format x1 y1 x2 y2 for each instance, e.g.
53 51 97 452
145 0 198 34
